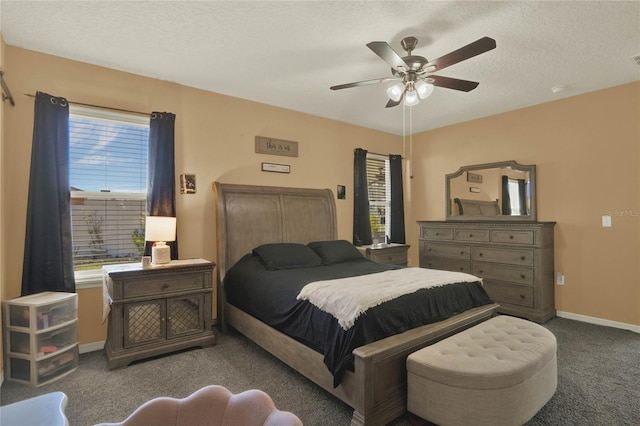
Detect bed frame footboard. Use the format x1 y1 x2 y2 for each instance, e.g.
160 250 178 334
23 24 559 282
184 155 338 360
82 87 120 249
226 302 499 426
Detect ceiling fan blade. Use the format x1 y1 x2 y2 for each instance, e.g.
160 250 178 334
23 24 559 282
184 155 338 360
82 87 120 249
425 37 496 72
367 41 410 71
429 75 480 92
330 76 398 90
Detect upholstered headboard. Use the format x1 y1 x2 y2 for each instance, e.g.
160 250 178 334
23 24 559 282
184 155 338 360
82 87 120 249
454 198 501 216
213 182 337 281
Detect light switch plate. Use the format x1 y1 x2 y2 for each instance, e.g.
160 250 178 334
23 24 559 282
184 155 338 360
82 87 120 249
556 272 564 285
602 215 612 227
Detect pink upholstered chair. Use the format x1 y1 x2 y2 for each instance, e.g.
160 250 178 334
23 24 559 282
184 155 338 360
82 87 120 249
95 385 302 426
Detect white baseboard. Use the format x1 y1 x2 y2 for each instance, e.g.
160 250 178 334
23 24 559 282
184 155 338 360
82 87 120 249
79 341 105 354
557 311 640 333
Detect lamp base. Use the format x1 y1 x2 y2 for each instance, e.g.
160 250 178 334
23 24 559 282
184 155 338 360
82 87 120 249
151 242 171 265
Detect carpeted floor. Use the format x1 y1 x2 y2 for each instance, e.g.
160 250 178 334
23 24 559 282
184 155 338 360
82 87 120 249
1 317 638 425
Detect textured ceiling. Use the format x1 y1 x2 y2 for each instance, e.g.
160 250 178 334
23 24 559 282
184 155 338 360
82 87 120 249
1 1 639 135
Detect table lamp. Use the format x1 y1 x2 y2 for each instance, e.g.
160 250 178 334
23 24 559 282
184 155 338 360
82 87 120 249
145 216 176 265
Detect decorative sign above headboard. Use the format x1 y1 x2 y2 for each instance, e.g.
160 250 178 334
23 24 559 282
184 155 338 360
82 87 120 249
255 136 299 157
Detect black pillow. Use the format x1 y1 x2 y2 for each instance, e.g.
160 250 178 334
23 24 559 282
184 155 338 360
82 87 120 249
253 243 323 270
307 240 364 265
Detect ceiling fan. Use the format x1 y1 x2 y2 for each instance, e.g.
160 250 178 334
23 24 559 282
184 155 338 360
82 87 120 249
330 36 496 108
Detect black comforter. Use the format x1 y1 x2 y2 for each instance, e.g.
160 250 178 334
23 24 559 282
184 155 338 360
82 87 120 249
224 254 493 386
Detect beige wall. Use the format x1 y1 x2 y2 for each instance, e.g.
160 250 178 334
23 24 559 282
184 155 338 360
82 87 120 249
1 45 638 349
407 82 640 326
1 46 400 344
0 34 5 372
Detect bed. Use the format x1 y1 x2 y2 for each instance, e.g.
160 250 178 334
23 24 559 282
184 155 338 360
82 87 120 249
213 182 499 426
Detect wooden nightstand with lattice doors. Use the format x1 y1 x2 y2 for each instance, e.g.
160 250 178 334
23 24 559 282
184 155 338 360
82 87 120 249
103 259 216 369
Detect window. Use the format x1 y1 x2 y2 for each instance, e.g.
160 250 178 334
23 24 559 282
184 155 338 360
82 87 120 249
69 105 149 273
507 179 528 215
366 153 391 239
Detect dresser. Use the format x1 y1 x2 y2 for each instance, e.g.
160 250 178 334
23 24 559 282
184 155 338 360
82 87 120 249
103 259 216 369
418 221 556 323
358 243 410 266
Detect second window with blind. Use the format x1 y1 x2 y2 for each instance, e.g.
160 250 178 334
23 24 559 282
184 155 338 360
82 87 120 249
366 153 391 242
69 105 150 272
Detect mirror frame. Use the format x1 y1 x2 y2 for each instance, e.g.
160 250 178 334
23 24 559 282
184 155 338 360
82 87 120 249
446 160 537 222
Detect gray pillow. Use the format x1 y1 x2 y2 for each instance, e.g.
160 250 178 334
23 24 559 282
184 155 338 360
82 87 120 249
307 240 364 265
253 243 323 270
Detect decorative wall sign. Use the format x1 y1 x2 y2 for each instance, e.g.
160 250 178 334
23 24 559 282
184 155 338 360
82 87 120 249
180 174 196 194
469 187 481 193
255 136 299 157
467 172 483 183
261 162 291 173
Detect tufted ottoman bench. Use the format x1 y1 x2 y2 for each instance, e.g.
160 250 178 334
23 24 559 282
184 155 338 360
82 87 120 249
407 315 557 426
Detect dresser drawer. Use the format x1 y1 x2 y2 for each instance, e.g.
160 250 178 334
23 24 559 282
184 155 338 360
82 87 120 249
421 257 471 274
123 272 205 299
369 249 407 265
472 263 533 285
420 227 453 240
491 229 534 245
422 242 470 260
454 229 490 242
483 281 534 308
471 247 534 266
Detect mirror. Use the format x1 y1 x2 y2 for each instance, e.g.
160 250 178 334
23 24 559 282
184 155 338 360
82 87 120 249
446 160 537 221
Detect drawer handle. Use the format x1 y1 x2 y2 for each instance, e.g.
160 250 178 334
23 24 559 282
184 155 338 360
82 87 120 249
435 232 440 236
388 256 393 261
469 233 473 238
163 283 169 289
520 294 525 299
479 269 484 274
460 251 465 255
459 267 465 271
479 252 483 257
520 256 526 260
509 235 514 239
520 274 526 279
428 248 432 252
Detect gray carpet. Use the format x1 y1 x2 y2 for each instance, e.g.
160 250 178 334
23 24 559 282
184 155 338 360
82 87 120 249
1 317 638 425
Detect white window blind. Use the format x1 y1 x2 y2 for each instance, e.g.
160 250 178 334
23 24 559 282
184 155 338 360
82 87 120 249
366 153 391 239
69 105 149 270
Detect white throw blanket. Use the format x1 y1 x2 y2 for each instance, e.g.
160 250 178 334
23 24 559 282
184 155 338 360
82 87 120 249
296 267 480 330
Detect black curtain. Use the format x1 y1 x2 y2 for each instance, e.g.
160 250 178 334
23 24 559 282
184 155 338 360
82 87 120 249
145 112 178 259
21 92 76 295
389 154 405 244
501 175 511 215
353 148 372 246
518 179 527 215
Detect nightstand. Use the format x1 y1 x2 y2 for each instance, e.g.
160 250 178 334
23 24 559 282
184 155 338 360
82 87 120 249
359 243 410 266
103 259 216 369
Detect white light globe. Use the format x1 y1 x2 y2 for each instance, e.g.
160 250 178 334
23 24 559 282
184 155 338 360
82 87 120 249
404 90 419 107
386 83 404 102
415 80 434 99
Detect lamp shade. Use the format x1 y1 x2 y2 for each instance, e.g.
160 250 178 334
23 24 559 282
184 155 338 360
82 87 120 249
145 216 176 242
404 90 419 107
415 80 434 99
386 82 404 102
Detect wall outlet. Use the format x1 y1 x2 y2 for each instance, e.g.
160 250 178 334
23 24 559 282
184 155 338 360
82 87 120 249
556 272 564 285
602 215 612 227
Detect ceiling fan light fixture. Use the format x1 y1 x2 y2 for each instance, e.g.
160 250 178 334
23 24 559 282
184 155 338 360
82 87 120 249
415 80 434 99
386 82 404 102
404 89 419 107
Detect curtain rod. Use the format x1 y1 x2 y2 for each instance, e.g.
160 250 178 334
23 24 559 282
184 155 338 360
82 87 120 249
1 71 16 106
24 93 150 116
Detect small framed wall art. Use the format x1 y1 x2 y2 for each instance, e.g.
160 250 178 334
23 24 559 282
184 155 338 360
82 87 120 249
180 174 196 194
467 172 483 183
261 162 290 173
